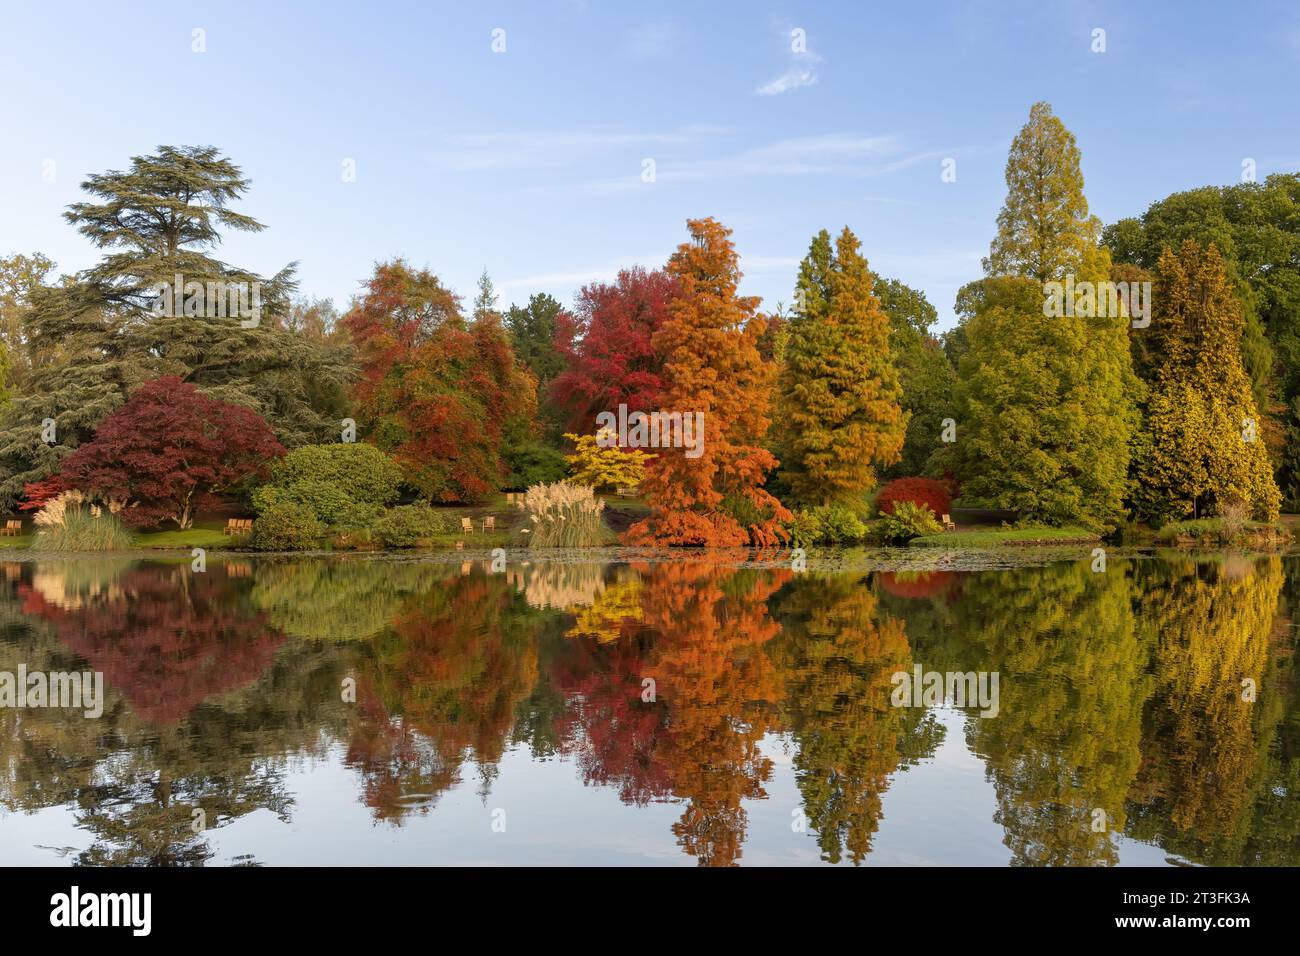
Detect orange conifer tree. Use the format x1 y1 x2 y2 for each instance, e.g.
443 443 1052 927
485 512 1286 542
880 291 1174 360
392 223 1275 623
625 218 790 546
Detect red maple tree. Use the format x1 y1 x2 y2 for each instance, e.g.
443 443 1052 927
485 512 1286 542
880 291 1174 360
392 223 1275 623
549 266 678 432
43 376 283 529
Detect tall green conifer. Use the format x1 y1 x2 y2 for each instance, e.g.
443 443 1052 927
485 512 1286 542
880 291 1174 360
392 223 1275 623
778 228 906 506
952 103 1138 529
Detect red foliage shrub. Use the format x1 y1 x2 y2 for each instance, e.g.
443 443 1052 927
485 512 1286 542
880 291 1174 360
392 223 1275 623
875 477 952 518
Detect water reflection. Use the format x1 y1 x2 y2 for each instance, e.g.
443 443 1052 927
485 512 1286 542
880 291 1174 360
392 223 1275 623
0 552 1295 866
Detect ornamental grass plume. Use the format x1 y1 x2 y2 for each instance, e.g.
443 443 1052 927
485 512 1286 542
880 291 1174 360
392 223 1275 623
519 481 614 547
32 490 134 551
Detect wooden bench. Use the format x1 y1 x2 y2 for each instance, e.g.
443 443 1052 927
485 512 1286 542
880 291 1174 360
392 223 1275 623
0 519 21 537
224 518 253 535
941 514 957 531
615 487 636 498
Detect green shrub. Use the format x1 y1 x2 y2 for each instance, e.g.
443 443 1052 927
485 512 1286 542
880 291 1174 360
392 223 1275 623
253 500 325 551
504 443 568 489
252 444 402 525
879 501 943 543
373 503 448 548
785 510 822 548
784 504 868 546
332 500 385 530
814 504 869 543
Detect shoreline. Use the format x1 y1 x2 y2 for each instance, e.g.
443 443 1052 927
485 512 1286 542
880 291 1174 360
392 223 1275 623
6 542 1294 574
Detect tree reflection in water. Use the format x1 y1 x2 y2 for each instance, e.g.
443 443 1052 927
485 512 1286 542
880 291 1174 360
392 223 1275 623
0 552 1296 866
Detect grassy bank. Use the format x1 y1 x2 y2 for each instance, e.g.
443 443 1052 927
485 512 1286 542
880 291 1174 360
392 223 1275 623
909 526 1100 547
1153 517 1290 548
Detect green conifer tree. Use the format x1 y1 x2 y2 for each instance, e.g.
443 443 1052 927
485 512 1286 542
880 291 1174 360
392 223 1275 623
1135 241 1281 521
778 228 906 506
951 103 1139 529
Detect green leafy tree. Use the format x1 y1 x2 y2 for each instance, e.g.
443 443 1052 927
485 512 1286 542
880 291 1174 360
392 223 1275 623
954 560 1149 866
0 251 56 388
873 275 956 478
506 291 570 452
771 574 943 865
506 292 567 392
778 228 906 506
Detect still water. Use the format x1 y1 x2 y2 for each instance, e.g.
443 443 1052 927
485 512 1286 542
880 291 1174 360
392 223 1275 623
0 551 1296 866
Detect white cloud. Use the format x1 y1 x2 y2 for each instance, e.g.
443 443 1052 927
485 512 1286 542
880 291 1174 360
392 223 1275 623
757 67 817 96
756 26 823 96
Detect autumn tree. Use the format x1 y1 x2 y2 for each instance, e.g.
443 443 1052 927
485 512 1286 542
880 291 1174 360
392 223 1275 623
564 428 653 490
1129 555 1280 847
45 376 284 528
1133 241 1281 521
950 103 1138 529
343 260 536 503
357 568 542 816
625 219 790 547
633 561 789 865
778 228 906 505
550 267 677 432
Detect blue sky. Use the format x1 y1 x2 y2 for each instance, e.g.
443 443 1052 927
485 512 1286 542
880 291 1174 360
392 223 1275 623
2 0 1298 329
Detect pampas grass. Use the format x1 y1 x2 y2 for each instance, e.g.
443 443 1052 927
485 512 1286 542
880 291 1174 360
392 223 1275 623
519 481 614 548
32 491 135 551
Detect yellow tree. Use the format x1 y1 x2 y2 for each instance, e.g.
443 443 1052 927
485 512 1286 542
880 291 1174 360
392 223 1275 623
563 428 653 490
1135 241 1281 521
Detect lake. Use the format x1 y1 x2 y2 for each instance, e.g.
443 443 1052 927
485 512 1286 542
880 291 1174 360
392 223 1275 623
0 549 1295 866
